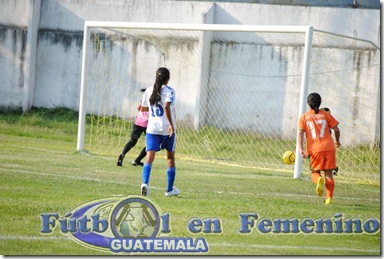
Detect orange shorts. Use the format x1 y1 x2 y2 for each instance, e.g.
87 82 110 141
309 150 337 171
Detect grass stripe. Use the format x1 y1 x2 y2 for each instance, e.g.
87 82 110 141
209 242 380 253
0 235 379 254
213 191 380 202
0 235 70 241
1 167 379 203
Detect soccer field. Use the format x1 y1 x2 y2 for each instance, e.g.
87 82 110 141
0 109 380 255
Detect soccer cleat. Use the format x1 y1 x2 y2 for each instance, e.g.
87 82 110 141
333 166 339 176
325 198 332 205
316 177 324 196
141 184 149 196
132 160 144 167
165 187 180 197
117 154 124 166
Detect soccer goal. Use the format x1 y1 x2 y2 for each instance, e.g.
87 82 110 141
77 22 380 185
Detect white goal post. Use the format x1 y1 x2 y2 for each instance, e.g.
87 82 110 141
77 22 313 178
77 22 380 184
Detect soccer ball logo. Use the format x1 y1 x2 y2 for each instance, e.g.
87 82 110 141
282 151 295 164
111 198 160 239
118 205 149 238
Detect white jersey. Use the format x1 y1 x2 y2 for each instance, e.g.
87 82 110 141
141 85 176 135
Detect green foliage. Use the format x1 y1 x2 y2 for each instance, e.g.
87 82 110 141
0 106 79 123
0 107 79 141
27 106 79 122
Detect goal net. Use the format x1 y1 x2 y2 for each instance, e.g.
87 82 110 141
77 22 380 185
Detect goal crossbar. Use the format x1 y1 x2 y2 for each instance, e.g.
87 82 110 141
83 21 311 33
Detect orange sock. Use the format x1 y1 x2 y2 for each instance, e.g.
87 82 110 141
325 177 335 198
311 172 321 184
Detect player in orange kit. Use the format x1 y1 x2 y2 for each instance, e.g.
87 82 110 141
321 107 339 176
298 93 341 205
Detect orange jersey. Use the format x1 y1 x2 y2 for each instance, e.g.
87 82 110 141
299 109 339 155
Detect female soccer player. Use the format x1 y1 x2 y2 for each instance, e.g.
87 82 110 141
298 93 341 205
117 89 148 167
321 107 339 176
139 67 180 197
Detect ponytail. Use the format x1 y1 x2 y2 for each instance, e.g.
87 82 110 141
307 93 322 114
149 67 170 106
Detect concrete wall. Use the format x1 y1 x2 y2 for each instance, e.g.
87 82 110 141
0 27 27 107
0 0 379 109
0 0 29 107
179 0 380 9
0 0 380 144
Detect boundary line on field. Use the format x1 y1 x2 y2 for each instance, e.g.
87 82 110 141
7 144 380 186
0 235 379 254
1 168 380 202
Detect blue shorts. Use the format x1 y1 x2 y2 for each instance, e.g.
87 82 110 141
146 133 176 152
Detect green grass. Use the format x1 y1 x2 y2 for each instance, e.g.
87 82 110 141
0 108 381 255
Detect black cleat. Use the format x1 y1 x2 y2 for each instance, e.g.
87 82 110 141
117 154 124 166
132 160 144 167
333 166 339 176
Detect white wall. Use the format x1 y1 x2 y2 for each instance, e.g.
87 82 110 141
39 0 214 31
34 30 83 109
0 0 380 145
0 0 30 26
0 0 30 107
0 27 27 107
0 0 379 111
214 3 380 47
